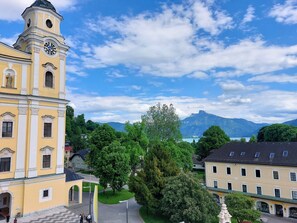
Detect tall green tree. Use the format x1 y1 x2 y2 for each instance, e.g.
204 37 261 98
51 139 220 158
141 103 181 142
93 141 130 193
225 193 261 223
257 124 297 142
196 126 230 159
164 141 194 171
161 173 219 223
129 143 179 213
88 124 117 167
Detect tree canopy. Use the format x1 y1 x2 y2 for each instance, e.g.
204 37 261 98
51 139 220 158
129 143 179 213
161 172 219 223
141 103 181 142
196 126 230 160
257 124 297 142
93 141 130 193
225 193 261 223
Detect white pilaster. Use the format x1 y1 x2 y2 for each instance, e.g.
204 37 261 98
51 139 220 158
15 103 28 179
32 47 40 96
28 105 39 178
56 109 65 174
21 64 28 95
59 56 65 99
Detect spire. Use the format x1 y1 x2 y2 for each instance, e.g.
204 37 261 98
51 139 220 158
30 0 56 12
218 204 232 223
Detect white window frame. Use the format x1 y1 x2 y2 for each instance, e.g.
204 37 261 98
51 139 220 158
273 170 279 180
214 180 218 188
0 148 14 172
43 62 57 88
242 184 247 193
241 168 247 176
274 188 281 198
39 188 52 202
0 112 15 138
292 190 297 200
290 172 297 182
255 168 261 178
40 146 54 169
256 185 262 195
42 115 54 138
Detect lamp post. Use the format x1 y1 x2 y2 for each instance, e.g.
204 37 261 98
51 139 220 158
83 173 92 223
119 200 129 223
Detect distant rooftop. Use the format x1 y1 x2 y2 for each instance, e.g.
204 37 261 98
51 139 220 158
204 142 297 167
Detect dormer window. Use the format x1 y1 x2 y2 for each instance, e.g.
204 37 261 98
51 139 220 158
283 150 288 157
255 152 260 158
269 153 275 159
240 152 245 156
229 151 234 157
45 71 53 88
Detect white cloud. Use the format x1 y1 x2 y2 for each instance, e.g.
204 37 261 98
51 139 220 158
67 64 87 77
219 80 246 92
248 74 297 83
269 0 297 24
242 5 255 24
82 1 297 79
131 85 142 91
0 0 78 21
188 71 208 79
67 88 297 124
192 1 233 35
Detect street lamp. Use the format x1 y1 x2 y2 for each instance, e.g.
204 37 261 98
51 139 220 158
119 200 129 223
83 173 92 223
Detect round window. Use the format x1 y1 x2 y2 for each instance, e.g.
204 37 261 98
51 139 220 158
46 19 53 28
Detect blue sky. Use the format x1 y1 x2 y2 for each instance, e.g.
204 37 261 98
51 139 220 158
1 0 297 123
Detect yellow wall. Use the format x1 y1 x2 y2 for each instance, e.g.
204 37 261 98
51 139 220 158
205 161 297 199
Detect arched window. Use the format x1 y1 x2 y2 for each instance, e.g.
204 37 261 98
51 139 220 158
45 71 53 88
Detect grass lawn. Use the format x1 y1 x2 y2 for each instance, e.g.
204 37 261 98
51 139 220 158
98 189 134 204
139 206 169 223
78 182 104 192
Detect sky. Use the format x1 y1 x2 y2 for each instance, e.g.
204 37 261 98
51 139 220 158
0 0 297 124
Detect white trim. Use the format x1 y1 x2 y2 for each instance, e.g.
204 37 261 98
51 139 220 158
15 106 27 178
0 93 69 104
59 58 65 99
39 188 52 202
28 105 39 178
21 64 28 94
56 113 65 174
0 112 15 139
33 48 40 95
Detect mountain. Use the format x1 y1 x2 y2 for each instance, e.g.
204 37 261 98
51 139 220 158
283 119 297 127
181 110 268 138
103 111 297 138
106 122 126 132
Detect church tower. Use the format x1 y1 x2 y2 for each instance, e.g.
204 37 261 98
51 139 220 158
0 0 82 218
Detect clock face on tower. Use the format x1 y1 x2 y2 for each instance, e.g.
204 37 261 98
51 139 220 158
44 42 57 55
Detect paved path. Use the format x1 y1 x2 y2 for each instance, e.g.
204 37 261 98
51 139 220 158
260 213 297 223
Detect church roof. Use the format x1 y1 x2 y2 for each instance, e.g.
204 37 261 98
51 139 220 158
30 0 56 12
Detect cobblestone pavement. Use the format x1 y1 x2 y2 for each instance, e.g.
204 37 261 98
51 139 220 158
15 191 143 223
17 207 79 223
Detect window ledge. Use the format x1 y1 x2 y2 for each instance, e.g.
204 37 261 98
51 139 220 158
1 86 17 89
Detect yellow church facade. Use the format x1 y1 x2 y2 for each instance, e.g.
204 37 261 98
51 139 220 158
0 0 82 218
